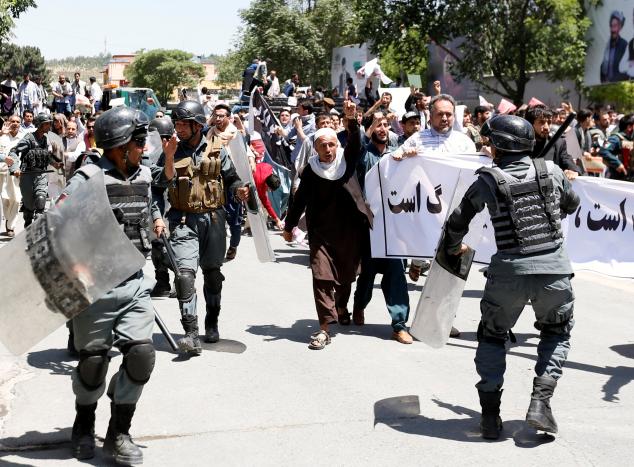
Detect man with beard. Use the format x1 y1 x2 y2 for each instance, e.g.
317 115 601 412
351 112 413 343
397 94 476 337
526 106 582 181
600 10 629 83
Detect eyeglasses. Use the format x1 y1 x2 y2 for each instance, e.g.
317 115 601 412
214 114 227 119
132 137 147 148
87 125 95 129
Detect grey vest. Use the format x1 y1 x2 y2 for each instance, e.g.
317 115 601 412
78 163 152 255
478 158 563 255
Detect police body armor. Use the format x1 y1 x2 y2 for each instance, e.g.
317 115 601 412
168 135 225 213
21 135 51 171
478 158 563 255
78 163 153 255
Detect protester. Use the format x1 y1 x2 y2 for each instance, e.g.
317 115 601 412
0 73 17 116
354 112 413 343
526 106 582 180
599 113 634 180
283 101 372 349
20 109 35 133
16 72 39 115
88 77 102 112
51 74 72 116
0 114 24 237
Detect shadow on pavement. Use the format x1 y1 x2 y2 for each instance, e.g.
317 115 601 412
373 395 554 447
447 341 634 402
201 339 247 354
246 319 396 344
454 332 540 348
26 348 77 376
275 254 310 266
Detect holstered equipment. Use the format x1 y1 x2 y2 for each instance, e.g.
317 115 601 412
168 136 225 213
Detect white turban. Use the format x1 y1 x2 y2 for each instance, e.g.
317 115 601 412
312 127 338 147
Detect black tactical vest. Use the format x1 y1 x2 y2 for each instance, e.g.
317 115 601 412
477 158 563 255
78 163 152 255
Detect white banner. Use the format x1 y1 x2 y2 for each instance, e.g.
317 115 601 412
366 154 634 278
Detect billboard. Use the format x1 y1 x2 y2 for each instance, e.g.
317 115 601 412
584 1 634 86
331 44 373 96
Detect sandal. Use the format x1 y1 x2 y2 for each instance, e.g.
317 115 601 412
308 330 331 350
337 308 351 326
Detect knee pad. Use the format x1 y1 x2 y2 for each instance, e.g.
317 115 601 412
175 268 196 302
78 349 110 390
121 339 156 385
34 194 47 211
534 318 574 336
476 321 507 346
203 268 224 295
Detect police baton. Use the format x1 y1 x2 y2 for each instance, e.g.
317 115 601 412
154 308 178 352
160 232 181 278
536 112 576 159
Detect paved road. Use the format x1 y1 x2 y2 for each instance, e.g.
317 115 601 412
1 227 633 466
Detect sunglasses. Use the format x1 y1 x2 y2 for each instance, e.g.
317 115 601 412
87 125 95 129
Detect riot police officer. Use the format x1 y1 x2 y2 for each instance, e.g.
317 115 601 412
442 115 580 439
153 101 248 354
62 107 166 465
9 112 61 226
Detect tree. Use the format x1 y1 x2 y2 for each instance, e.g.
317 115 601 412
0 0 37 46
355 0 594 105
0 43 48 82
124 49 205 105
586 82 634 114
218 0 360 88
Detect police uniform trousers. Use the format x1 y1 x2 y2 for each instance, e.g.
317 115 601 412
168 209 226 321
475 273 574 393
352 255 410 332
18 172 48 226
72 272 155 405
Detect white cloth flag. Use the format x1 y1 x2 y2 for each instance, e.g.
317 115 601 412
365 154 634 278
356 58 393 84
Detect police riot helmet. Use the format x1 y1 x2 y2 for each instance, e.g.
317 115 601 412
173 100 206 125
480 115 535 154
34 112 53 128
94 107 149 150
148 117 174 138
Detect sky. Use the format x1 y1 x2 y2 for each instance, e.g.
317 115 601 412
11 0 253 59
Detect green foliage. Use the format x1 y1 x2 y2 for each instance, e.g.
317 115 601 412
46 53 111 70
0 43 48 82
219 0 361 88
355 0 592 105
0 0 36 45
124 49 205 105
586 82 634 114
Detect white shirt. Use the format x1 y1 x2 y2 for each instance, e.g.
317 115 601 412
266 76 280 97
90 82 103 101
51 81 72 103
401 127 477 154
17 80 39 108
0 131 25 172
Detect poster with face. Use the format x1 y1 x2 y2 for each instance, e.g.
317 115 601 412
330 44 375 97
584 1 634 85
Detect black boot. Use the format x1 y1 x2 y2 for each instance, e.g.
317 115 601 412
478 390 503 440
71 403 97 459
204 310 220 343
526 376 558 433
178 315 202 355
103 403 143 465
150 270 171 298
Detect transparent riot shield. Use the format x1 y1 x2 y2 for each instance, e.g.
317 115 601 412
0 172 146 355
144 129 163 167
409 170 484 348
228 134 276 263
